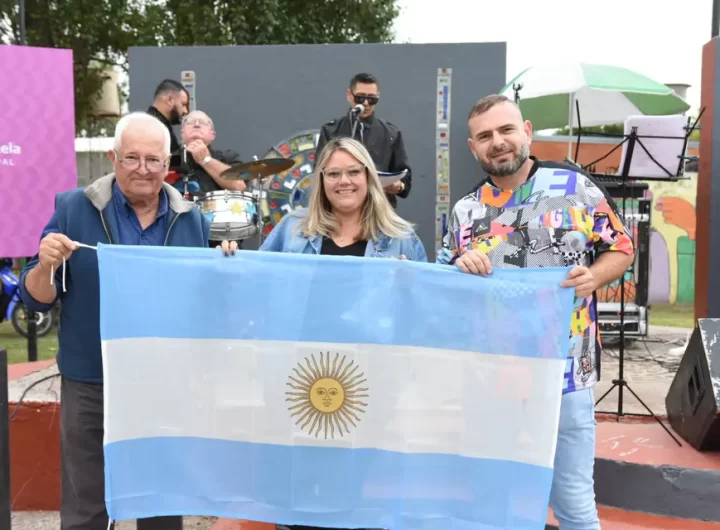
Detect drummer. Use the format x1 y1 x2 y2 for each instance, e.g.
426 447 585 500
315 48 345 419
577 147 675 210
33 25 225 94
180 110 247 197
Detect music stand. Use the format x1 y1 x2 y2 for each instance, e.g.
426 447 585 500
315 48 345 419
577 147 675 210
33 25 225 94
582 111 703 447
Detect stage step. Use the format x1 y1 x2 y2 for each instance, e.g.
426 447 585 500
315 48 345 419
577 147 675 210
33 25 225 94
546 505 720 529
209 508 720 530
594 419 720 522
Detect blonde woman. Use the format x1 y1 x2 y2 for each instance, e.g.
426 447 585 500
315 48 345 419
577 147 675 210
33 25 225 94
222 137 426 260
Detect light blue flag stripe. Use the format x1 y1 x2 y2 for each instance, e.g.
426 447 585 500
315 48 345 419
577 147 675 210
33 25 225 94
105 438 553 530
98 244 577 530
97 244 574 359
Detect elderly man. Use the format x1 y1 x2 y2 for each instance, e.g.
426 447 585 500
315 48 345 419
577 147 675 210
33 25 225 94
19 112 210 530
179 110 246 197
439 95 635 530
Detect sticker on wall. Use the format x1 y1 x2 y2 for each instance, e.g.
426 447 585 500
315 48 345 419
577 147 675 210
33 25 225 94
435 68 452 257
435 203 450 248
181 70 196 112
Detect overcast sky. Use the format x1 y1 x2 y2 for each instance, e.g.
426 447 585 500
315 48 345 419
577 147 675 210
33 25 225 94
392 0 711 113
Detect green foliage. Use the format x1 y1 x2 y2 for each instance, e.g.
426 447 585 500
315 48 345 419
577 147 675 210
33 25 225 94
554 123 625 136
161 0 400 45
556 117 701 142
0 0 400 133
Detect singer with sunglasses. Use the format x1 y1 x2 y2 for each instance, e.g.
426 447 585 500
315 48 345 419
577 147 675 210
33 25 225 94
315 73 412 210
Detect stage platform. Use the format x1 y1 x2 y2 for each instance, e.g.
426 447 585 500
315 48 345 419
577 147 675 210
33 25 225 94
6 359 720 529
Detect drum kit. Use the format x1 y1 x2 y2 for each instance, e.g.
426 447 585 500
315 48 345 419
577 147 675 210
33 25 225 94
188 157 296 246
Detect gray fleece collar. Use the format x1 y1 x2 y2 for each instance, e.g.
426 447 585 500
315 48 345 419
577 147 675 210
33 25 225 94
84 173 195 213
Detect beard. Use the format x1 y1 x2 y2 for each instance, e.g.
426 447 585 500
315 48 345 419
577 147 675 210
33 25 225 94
169 107 182 125
479 143 530 177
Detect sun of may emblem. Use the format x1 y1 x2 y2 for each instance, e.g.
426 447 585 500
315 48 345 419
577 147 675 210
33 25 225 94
285 351 369 439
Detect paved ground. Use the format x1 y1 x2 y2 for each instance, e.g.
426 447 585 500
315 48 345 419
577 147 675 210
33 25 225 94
10 512 218 529
593 325 691 417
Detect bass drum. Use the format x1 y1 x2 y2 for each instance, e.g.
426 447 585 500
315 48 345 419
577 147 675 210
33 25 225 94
259 129 320 236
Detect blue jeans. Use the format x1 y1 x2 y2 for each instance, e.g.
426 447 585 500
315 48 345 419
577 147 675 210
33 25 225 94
549 388 600 530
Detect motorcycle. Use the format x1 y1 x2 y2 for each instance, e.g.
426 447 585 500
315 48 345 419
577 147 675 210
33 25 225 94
0 259 55 338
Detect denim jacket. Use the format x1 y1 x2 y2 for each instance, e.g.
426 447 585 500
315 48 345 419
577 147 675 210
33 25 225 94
259 211 428 262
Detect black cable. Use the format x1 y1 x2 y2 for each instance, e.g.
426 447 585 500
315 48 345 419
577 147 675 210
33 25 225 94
580 136 629 170
8 373 60 421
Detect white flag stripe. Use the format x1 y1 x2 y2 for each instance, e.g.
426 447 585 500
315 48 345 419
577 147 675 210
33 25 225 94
102 338 565 468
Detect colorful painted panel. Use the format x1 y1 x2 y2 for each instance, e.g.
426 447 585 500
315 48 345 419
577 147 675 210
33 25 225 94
260 130 320 235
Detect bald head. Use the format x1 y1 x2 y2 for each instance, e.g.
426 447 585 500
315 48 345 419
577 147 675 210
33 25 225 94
181 110 216 146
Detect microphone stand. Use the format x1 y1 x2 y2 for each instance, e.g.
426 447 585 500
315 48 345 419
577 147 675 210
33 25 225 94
350 106 364 141
182 147 191 200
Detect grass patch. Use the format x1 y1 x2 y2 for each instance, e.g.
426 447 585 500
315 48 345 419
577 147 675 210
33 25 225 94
0 304 697 364
649 304 695 329
0 322 58 364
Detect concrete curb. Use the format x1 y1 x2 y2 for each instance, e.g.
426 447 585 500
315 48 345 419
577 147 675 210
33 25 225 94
594 457 720 522
210 520 273 530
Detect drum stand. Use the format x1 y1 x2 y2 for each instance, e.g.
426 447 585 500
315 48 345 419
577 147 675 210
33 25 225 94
246 159 268 249
253 178 266 249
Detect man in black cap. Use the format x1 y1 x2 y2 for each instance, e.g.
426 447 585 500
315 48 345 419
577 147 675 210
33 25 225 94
315 72 412 209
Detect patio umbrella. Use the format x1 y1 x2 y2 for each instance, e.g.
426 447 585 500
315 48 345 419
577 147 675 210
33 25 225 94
499 63 691 132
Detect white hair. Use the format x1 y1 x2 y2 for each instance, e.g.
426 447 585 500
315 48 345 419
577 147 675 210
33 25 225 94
113 112 171 154
182 110 214 129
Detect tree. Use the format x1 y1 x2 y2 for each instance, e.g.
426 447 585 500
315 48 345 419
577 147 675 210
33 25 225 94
553 124 625 136
160 0 400 46
0 0 400 133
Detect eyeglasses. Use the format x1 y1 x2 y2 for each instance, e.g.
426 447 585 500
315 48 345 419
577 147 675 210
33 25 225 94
353 93 379 106
114 150 167 172
183 117 212 127
322 165 366 181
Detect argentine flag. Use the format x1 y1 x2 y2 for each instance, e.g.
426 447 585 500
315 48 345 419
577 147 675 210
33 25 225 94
98 244 575 530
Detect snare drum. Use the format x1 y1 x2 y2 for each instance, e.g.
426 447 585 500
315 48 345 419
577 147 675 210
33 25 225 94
195 190 259 242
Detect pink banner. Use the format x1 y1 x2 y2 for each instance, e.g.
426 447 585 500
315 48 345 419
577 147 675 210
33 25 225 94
0 46 77 258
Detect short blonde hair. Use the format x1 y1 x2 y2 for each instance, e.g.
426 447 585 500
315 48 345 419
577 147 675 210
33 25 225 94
299 137 413 241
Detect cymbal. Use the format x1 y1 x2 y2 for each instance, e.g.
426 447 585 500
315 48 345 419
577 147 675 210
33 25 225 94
221 158 295 181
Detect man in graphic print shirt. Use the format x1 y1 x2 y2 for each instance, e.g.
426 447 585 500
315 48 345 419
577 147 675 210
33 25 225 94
438 95 634 530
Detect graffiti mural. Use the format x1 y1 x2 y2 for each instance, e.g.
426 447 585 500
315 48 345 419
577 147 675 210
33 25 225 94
260 130 320 235
592 174 696 306
647 173 697 304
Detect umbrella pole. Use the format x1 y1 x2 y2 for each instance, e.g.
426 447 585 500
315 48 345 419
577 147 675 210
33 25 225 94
567 93 575 160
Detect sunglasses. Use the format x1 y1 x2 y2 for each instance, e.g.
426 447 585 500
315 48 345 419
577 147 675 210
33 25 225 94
353 93 379 106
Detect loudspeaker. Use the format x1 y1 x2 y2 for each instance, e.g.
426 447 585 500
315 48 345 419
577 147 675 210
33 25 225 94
665 319 720 451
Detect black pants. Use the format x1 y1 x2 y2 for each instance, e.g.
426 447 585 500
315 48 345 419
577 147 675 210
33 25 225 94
60 377 183 530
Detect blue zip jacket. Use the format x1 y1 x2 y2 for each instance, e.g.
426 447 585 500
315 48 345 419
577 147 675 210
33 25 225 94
260 210 428 261
19 174 210 383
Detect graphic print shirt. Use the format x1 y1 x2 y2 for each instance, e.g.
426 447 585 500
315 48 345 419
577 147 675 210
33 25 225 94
439 157 635 394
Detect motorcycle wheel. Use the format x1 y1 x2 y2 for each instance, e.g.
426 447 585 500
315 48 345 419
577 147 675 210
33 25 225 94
11 303 54 338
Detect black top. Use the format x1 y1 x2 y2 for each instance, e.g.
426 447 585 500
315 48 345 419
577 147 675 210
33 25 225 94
320 237 367 256
315 111 411 209
183 147 243 197
146 106 182 170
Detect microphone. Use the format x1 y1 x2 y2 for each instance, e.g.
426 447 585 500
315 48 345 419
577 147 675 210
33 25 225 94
351 104 364 115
